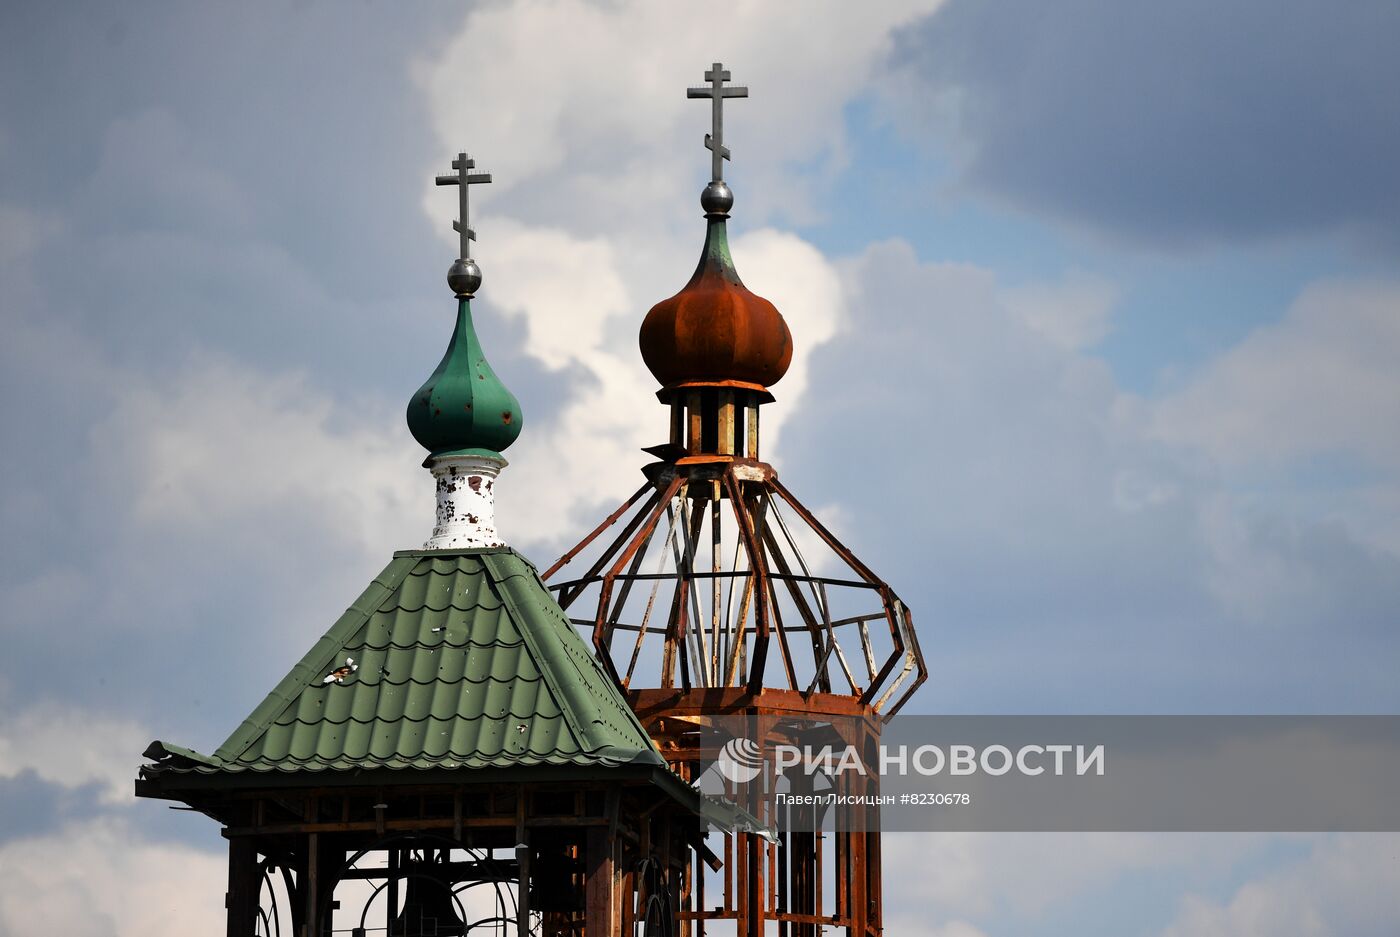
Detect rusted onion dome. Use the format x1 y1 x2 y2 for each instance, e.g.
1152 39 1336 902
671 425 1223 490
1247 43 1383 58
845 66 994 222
640 216 792 390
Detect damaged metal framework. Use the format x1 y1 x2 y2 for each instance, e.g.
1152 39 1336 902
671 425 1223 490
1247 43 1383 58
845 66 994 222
545 391 926 936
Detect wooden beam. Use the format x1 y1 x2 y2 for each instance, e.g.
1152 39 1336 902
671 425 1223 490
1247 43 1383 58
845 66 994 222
584 824 618 937
717 390 735 456
225 836 259 937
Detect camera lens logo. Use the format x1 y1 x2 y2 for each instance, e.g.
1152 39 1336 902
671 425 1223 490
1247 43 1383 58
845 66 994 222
716 737 764 784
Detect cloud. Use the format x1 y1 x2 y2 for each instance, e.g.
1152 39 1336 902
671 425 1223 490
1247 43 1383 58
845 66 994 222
778 240 1400 710
95 352 422 558
997 272 1117 352
1157 835 1400 937
416 0 945 231
882 831 1296 934
0 704 148 805
1151 279 1400 470
0 819 223 936
885 0 1400 250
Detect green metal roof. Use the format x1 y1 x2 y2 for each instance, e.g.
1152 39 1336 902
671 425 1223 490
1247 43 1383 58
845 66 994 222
144 548 664 775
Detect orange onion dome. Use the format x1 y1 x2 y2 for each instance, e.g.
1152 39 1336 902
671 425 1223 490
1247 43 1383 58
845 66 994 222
640 187 792 391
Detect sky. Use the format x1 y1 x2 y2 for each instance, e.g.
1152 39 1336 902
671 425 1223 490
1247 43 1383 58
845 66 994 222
2 0 1399 933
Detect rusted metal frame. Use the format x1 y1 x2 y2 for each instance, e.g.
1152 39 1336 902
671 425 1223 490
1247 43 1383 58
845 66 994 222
769 478 883 583
724 534 758 686
626 686 879 718
746 833 765 937
724 474 778 694
759 565 799 691
761 525 828 693
881 603 929 719
556 482 666 610
872 595 918 712
835 820 848 924
658 486 701 690
679 850 694 937
856 619 878 683
776 826 790 937
625 504 681 685
820 581 863 697
719 506 747 684
592 476 682 685
223 814 608 837
724 831 735 919
849 830 869 936
543 480 652 580
769 497 858 696
742 489 772 684
859 583 908 711
672 493 711 687
865 828 882 937
734 831 747 932
571 569 876 589
710 496 723 685
602 517 656 688
723 480 764 686
696 838 707 937
768 832 779 929
660 535 688 690
773 911 845 926
725 566 757 686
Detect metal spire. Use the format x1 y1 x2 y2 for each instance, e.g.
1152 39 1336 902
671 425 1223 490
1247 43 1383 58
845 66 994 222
687 63 748 183
434 152 492 296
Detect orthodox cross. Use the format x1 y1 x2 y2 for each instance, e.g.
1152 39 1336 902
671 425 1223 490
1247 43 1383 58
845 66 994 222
435 152 492 259
687 63 748 182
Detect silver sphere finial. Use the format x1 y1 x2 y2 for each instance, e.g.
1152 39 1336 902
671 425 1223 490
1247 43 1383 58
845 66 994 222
701 180 734 216
447 258 482 297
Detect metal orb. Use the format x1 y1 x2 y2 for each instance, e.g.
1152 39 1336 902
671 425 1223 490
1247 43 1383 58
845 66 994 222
700 180 734 215
447 258 482 296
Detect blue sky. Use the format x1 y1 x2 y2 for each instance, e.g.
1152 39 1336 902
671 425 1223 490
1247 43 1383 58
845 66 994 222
2 1 1399 934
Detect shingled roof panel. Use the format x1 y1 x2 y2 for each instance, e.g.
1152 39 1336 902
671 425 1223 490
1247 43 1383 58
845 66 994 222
143 548 663 775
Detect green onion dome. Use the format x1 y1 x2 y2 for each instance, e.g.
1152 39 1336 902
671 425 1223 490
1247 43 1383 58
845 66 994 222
407 297 522 459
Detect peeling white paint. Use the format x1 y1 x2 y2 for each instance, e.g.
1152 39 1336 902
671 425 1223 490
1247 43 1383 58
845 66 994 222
424 454 508 550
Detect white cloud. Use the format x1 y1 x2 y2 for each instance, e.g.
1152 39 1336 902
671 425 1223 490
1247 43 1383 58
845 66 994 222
1152 279 1400 470
0 704 149 805
415 0 946 229
94 353 422 558
1157 835 1400 937
0 819 223 936
410 0 937 550
883 832 1284 924
997 271 1118 351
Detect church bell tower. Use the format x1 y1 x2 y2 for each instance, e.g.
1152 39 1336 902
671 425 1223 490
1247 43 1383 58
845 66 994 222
544 63 928 936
